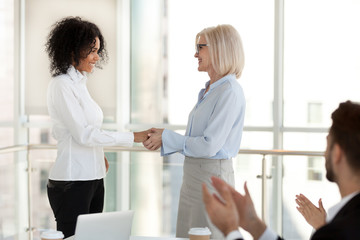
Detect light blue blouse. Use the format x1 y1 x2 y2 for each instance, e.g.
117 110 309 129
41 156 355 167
161 74 246 159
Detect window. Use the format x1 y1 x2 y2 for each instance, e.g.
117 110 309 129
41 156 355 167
307 102 323 124
40 130 49 144
308 157 323 181
284 0 360 128
167 0 274 127
0 0 14 122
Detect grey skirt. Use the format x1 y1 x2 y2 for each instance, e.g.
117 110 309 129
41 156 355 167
175 156 235 240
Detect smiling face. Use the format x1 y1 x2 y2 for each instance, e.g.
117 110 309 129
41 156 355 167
75 37 100 73
194 35 212 73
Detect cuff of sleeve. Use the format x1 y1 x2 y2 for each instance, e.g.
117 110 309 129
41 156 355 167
116 132 134 147
161 129 185 156
258 227 278 240
226 230 243 240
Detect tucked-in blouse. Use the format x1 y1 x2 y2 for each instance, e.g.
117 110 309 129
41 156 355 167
161 74 246 159
47 66 134 180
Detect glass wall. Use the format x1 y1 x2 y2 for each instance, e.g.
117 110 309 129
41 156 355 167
29 149 57 240
282 1 360 238
0 0 14 123
283 0 360 128
0 0 16 239
167 0 274 127
130 0 166 236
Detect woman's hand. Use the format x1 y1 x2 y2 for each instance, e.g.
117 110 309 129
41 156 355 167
104 156 109 173
295 194 326 229
143 128 164 150
134 130 151 143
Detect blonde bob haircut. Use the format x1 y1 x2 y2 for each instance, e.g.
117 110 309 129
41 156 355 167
196 24 245 79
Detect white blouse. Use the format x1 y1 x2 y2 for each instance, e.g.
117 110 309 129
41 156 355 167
47 66 134 180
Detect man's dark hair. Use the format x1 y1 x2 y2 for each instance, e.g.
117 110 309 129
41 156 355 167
330 100 360 170
45 16 108 77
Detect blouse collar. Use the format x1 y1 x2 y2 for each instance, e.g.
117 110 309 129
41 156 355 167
67 65 87 83
205 74 236 91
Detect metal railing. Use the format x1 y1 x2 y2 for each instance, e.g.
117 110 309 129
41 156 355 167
0 144 324 240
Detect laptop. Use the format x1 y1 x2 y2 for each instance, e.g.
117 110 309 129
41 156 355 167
72 210 134 240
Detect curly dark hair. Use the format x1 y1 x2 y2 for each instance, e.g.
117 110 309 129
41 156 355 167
330 100 360 171
45 16 108 77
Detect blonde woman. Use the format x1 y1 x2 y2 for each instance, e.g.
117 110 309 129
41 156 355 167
144 24 246 239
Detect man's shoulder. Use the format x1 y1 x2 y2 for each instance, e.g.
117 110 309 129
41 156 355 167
312 220 360 239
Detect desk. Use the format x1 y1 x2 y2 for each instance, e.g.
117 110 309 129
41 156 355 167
131 237 188 240
65 236 188 240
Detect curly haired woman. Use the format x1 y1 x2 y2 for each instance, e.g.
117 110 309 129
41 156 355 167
45 17 148 238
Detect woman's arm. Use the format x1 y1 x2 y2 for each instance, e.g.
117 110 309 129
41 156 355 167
143 128 164 150
49 80 134 147
134 130 151 143
146 88 245 157
167 90 243 157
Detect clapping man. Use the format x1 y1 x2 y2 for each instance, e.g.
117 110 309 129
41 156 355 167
203 101 360 239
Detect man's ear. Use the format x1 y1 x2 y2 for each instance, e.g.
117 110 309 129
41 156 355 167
332 143 343 165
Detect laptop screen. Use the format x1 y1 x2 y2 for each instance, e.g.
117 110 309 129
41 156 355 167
73 210 134 240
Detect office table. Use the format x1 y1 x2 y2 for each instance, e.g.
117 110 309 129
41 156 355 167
131 237 188 240
130 236 189 240
65 236 188 240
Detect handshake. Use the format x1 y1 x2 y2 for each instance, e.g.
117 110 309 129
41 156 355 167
134 128 164 151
